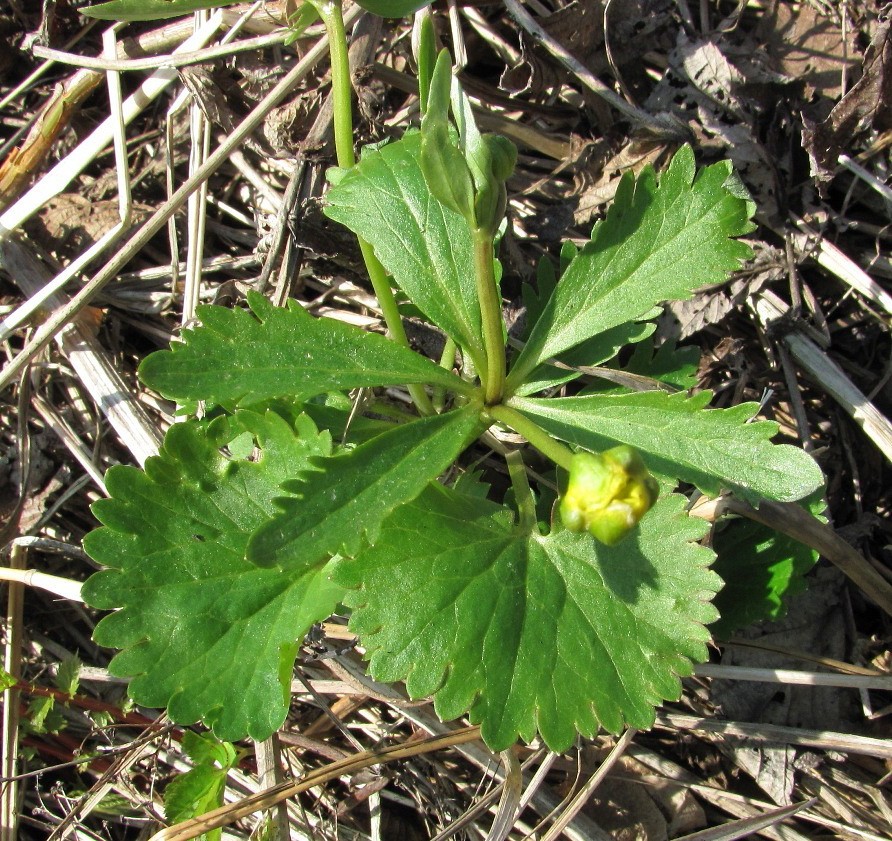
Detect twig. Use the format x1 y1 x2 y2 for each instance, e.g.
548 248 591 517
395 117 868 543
149 726 483 841
539 728 636 841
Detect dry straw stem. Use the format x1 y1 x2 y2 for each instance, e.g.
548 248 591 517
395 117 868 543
503 0 686 139
1 238 162 466
753 290 892 466
673 798 818 841
0 3 362 393
149 726 483 841
790 215 892 317
655 713 892 760
0 4 294 208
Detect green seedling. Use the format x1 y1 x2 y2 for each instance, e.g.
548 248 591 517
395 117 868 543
80 1 823 752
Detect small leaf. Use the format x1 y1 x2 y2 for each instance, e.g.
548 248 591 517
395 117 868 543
354 0 433 17
514 321 656 397
336 486 718 752
82 410 343 740
247 404 484 568
508 145 755 391
139 292 470 407
81 0 227 21
420 51 476 221
620 338 701 392
325 132 485 372
55 655 82 697
509 390 824 503
164 732 237 840
710 500 822 637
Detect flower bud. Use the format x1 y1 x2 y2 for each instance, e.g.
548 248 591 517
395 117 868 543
559 446 659 545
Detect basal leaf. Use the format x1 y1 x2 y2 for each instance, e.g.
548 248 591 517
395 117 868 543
247 404 484 568
139 292 470 407
710 500 822 637
336 486 718 752
82 410 343 741
507 145 755 391
509 390 824 503
324 132 485 371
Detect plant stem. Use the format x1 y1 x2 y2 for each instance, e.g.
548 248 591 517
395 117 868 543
473 227 506 404
505 450 538 532
432 337 457 413
488 404 576 471
314 0 434 416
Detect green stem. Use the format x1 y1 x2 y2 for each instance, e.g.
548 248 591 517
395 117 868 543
473 227 506 404
505 449 538 532
488 404 575 471
432 337 457 413
315 0 434 416
317 0 355 170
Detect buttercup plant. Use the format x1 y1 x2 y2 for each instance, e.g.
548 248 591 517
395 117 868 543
81 0 824 751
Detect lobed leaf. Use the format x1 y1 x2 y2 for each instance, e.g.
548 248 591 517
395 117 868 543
82 410 343 741
324 132 485 371
710 500 822 637
336 485 719 752
507 145 756 391
509 390 824 503
138 292 470 408
247 404 484 568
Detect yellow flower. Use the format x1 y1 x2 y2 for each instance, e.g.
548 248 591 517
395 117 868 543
559 446 659 545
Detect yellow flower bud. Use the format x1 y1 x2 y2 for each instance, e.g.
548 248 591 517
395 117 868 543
559 446 659 545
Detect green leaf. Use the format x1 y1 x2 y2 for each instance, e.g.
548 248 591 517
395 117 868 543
710 501 822 637
514 321 656 397
619 338 700 391
81 0 228 20
324 132 485 371
25 695 60 734
139 292 470 408
82 410 344 741
509 390 824 503
354 0 433 17
507 145 755 391
247 404 483 568
420 51 476 222
55 655 82 697
336 486 719 752
164 732 237 839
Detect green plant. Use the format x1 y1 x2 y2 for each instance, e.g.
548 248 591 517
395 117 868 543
80 1 824 752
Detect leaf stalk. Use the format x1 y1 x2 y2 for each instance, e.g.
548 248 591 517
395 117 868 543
473 227 506 404
488 404 575 471
314 0 435 415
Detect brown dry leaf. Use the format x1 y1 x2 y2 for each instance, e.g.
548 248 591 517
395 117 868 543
758 1 857 103
501 0 673 111
713 568 863 803
803 7 892 182
573 142 666 226
28 194 152 259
